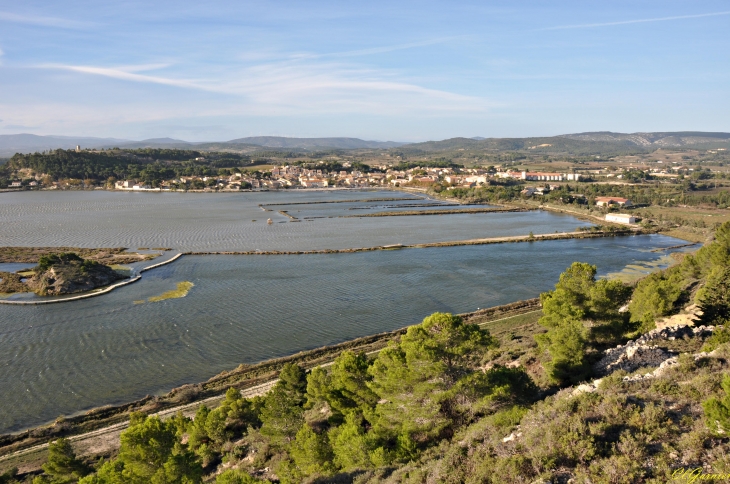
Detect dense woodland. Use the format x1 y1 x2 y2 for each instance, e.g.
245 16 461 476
0 149 254 186
2 222 727 483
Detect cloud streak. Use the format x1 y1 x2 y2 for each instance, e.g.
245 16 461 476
0 11 93 29
38 60 489 115
292 36 464 60
41 64 207 91
542 10 730 30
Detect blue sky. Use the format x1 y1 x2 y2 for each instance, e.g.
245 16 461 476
0 1 728 141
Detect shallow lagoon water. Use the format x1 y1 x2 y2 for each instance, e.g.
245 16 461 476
0 190 581 251
0 190 689 433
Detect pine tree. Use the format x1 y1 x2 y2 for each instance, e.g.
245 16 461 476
697 267 730 325
538 262 630 384
327 351 378 419
259 385 304 443
536 316 589 384
329 413 373 471
703 375 730 435
289 424 335 476
35 438 90 484
78 413 202 484
368 313 496 449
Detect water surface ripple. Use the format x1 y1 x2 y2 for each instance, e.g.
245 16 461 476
1 191 579 251
0 191 686 433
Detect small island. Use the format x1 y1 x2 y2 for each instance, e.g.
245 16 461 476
1 253 127 296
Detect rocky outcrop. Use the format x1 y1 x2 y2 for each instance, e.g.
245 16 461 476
593 324 715 376
26 255 126 296
573 348 721 396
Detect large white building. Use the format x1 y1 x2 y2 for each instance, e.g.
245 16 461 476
605 213 637 224
521 171 563 181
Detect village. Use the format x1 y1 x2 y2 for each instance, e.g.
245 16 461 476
108 163 592 192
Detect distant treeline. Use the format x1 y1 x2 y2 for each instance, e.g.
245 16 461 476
1 149 253 185
391 158 462 170
291 160 378 174
444 180 730 209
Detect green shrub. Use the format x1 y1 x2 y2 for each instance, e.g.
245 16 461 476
215 469 268 483
629 271 684 328
702 325 730 352
703 375 730 435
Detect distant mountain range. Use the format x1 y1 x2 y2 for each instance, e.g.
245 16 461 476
0 134 131 157
1 131 729 157
0 134 405 157
402 131 730 154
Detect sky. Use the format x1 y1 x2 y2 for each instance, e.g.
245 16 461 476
0 0 728 142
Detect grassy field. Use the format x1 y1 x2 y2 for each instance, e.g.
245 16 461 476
477 309 542 334
242 164 274 172
475 309 547 374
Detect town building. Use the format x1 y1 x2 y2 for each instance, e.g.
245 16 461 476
521 172 563 181
595 196 632 207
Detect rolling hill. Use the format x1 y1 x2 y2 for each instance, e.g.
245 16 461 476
2 131 729 158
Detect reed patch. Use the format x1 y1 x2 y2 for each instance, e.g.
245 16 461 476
147 281 194 303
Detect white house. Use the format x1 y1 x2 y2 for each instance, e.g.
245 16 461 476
595 197 632 207
301 178 327 188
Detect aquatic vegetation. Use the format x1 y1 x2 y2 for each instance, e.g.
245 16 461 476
110 265 132 276
605 255 675 283
147 281 194 302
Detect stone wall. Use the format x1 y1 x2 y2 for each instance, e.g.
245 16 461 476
593 324 715 376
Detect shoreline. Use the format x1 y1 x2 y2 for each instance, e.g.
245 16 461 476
415 188 708 244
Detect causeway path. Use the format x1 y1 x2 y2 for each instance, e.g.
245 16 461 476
0 253 182 305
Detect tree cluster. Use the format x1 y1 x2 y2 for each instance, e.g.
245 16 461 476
2 149 252 186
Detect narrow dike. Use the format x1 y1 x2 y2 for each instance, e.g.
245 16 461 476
339 207 528 217
0 253 183 305
183 229 647 256
258 196 426 207
0 231 643 306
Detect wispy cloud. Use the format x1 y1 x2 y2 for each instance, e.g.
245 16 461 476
38 60 489 115
292 36 464 60
41 64 207 91
0 11 94 29
542 10 730 30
